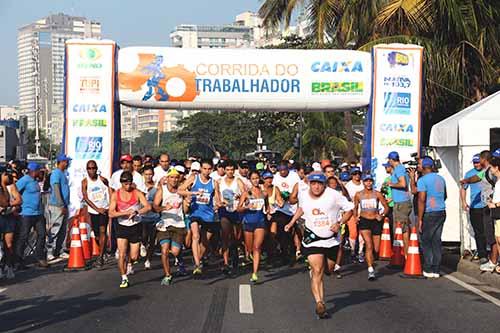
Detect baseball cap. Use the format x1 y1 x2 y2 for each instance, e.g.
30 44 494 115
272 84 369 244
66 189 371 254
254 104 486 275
166 168 180 177
120 154 133 162
191 161 201 171
382 162 392 168
239 160 249 168
277 164 288 171
339 171 351 182
387 151 400 160
262 171 274 179
312 162 322 172
421 157 434 168
350 166 361 174
174 165 186 174
56 153 72 162
362 174 374 181
493 148 500 158
340 162 348 168
256 162 265 171
472 154 481 163
216 160 227 168
27 162 41 172
307 172 327 183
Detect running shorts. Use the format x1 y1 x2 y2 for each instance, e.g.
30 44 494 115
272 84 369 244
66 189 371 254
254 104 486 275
243 219 266 232
157 226 187 249
301 245 339 261
0 216 16 233
393 201 412 232
116 223 141 243
90 213 108 237
191 216 220 234
218 208 240 224
271 211 293 229
358 217 383 236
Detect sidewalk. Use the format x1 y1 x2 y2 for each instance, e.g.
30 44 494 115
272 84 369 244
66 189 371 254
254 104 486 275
441 248 500 289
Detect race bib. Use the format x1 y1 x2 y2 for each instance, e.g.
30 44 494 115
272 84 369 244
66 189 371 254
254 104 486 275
195 190 211 205
248 198 265 211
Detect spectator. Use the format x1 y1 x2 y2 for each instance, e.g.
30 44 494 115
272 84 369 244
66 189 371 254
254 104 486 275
486 156 500 273
417 157 447 278
132 155 143 174
14 162 48 268
47 153 71 262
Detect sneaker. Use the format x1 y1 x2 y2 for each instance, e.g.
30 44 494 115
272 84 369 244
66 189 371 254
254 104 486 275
59 252 70 259
315 301 328 319
47 254 56 261
140 245 147 258
479 257 489 265
120 278 129 288
126 263 135 275
94 257 104 268
193 266 202 277
480 261 496 272
432 273 440 278
368 271 376 281
222 265 231 276
6 266 15 279
423 271 434 278
177 263 188 276
358 253 365 263
38 260 49 268
161 275 173 286
250 273 258 284
144 260 151 270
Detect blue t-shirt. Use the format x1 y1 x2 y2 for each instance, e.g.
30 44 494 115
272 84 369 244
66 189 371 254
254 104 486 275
417 173 446 212
16 175 42 216
49 169 70 206
463 168 485 209
391 164 411 203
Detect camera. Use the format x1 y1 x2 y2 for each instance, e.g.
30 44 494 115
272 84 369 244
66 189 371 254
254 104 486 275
402 152 419 168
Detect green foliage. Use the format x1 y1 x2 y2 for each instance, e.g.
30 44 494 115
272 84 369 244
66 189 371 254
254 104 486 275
26 129 60 158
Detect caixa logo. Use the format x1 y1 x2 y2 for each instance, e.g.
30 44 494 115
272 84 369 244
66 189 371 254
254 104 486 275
72 104 107 113
380 123 414 133
311 61 363 73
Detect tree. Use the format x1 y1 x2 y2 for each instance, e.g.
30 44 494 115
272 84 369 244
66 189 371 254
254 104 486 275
26 129 60 158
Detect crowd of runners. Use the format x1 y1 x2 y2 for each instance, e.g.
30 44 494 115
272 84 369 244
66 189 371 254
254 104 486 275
1 148 500 319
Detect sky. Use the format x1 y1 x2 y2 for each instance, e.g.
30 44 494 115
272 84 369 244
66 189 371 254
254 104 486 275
0 0 260 105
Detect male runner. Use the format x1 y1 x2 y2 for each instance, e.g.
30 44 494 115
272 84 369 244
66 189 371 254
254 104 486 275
153 153 171 185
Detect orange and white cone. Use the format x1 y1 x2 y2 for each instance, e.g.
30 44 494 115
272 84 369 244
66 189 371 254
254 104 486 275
91 230 100 257
389 222 405 268
79 215 92 261
403 227 423 277
65 219 86 271
379 218 392 260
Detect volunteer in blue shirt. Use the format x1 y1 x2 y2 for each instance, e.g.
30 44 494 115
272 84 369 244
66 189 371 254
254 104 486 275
460 154 487 262
417 157 447 278
47 153 71 261
384 151 412 256
14 162 48 268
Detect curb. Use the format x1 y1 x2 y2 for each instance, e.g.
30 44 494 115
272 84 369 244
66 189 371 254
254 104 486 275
441 252 500 289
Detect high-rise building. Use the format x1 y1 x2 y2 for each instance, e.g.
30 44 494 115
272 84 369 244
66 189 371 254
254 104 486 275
18 13 101 143
120 105 182 141
0 105 19 120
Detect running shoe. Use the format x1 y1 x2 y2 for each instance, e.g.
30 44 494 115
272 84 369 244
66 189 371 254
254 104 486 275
140 245 147 258
193 266 203 277
432 273 440 278
161 275 173 286
6 266 15 279
222 265 231 276
126 263 135 275
295 250 303 262
368 270 376 281
59 252 70 259
144 260 151 270
94 257 104 268
250 273 258 284
358 253 365 263
333 265 342 279
120 278 129 288
479 257 489 265
423 271 434 278
177 263 188 276
480 261 496 272
315 301 329 319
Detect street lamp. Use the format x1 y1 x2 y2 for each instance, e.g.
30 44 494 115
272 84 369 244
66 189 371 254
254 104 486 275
31 39 41 157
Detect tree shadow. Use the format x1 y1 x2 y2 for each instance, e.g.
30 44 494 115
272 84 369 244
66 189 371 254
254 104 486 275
0 292 141 332
325 288 395 315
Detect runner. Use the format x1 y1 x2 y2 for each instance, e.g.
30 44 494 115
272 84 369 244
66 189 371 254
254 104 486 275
353 174 389 280
345 166 365 262
262 171 284 264
238 171 267 283
327 175 349 278
153 168 187 285
132 155 143 174
141 166 160 269
0 170 21 278
179 159 220 277
108 171 151 288
81 160 111 268
153 153 171 185
210 160 226 182
285 173 354 319
215 160 245 274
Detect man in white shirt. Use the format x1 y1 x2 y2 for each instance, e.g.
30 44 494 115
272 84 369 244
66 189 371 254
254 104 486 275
153 153 171 185
344 166 366 261
110 155 146 193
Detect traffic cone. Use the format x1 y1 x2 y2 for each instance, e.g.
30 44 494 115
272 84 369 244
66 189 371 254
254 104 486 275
403 227 423 277
379 218 392 260
64 219 87 271
79 215 92 260
91 230 100 257
389 222 405 268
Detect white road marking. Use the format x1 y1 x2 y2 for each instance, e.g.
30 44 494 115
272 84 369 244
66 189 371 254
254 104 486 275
239 284 254 314
444 274 500 308
0 288 7 294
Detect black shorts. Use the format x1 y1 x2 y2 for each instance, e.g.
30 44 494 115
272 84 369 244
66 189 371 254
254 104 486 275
483 207 495 246
301 245 339 261
359 217 383 236
191 217 220 234
116 223 142 243
90 213 108 236
270 211 294 230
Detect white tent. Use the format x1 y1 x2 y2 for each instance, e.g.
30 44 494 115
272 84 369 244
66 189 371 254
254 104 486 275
429 91 500 249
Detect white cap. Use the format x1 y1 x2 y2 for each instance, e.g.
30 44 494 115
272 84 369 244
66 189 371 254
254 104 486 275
289 159 294 164
312 162 322 172
191 161 201 171
340 162 348 168
175 165 186 173
212 157 219 166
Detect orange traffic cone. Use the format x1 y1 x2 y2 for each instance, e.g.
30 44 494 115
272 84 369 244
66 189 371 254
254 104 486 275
91 230 100 257
389 222 405 268
79 215 92 260
379 218 392 260
64 219 87 271
403 227 423 277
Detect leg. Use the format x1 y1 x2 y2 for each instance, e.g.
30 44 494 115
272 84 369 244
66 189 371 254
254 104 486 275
347 216 358 251
117 238 129 276
14 217 33 263
46 206 64 257
373 235 381 254
146 226 157 262
308 254 325 303
129 242 140 263
3 232 15 266
420 216 433 273
160 241 171 276
360 230 374 268
244 230 254 270
431 214 446 274
221 217 232 266
190 222 201 267
33 215 47 261
99 225 107 258
402 227 410 257
54 212 68 256
252 228 265 274
470 209 487 259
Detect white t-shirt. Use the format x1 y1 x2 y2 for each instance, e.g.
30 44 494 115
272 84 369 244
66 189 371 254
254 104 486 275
273 171 300 216
492 179 500 204
299 187 354 248
110 170 147 193
157 185 185 230
153 165 171 185
210 171 225 182
345 180 364 201
299 179 309 193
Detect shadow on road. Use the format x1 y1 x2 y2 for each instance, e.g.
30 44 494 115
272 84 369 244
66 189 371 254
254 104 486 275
326 288 395 315
0 292 141 333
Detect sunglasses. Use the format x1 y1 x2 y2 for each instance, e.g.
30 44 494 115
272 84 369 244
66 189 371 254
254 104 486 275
87 167 97 170
121 181 132 185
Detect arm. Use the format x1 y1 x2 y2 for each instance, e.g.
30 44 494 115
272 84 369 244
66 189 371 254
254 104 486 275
8 184 22 207
288 183 299 205
284 207 304 232
236 191 249 213
353 192 360 219
178 175 196 197
417 191 426 233
408 169 418 195
461 174 481 185
459 186 469 211
214 180 223 209
153 185 164 213
390 175 407 189
275 186 284 208
377 191 390 217
136 191 152 215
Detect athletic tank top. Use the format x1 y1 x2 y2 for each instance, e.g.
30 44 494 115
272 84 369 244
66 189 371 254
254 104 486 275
359 191 379 213
243 189 266 224
219 176 240 213
157 185 185 230
86 176 109 215
267 186 279 214
190 175 215 222
142 185 160 222
117 189 141 226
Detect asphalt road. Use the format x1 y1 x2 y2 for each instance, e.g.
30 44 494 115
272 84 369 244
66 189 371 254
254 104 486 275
1 255 499 333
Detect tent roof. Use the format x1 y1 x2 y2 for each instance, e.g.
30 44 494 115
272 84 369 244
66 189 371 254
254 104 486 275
429 91 500 147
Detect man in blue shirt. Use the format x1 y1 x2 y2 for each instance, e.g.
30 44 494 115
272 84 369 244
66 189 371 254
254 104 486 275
460 154 487 262
417 157 447 278
384 151 412 256
47 153 71 261
14 162 48 268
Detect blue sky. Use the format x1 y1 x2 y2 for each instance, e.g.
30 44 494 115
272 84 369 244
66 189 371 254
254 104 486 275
0 0 259 105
